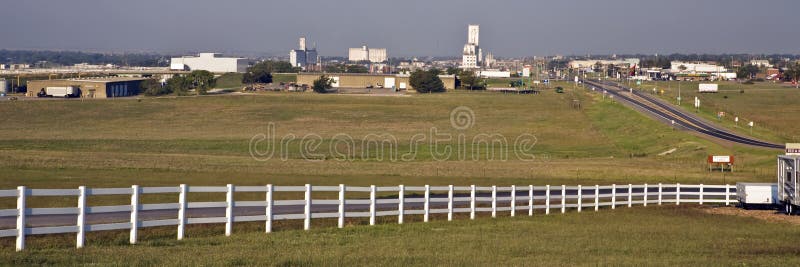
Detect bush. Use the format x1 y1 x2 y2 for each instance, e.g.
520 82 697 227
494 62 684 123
410 69 445 93
312 75 333 93
141 79 171 96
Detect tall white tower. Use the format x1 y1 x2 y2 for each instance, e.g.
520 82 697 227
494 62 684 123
462 24 481 69
468 24 480 46
299 37 307 51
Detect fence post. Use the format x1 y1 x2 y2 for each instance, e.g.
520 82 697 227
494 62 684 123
594 185 599 211
370 185 376 226
77 186 86 249
398 185 405 224
424 185 431 222
545 185 551 215
226 184 234 236
178 184 187 240
491 185 497 218
470 185 476 220
611 184 616 209
303 184 311 231
130 185 139 244
447 185 454 221
643 183 648 207
658 183 662 205
510 185 516 217
627 184 632 208
699 184 704 205
676 183 681 205
725 184 730 206
16 186 26 251
338 184 345 228
561 185 566 214
266 184 273 233
577 185 582 212
528 185 534 216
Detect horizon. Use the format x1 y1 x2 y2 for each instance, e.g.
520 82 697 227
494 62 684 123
1 0 799 57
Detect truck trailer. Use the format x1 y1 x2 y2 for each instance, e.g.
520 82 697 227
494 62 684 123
38 86 80 98
777 147 800 214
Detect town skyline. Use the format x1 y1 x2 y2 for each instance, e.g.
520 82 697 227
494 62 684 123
2 0 799 57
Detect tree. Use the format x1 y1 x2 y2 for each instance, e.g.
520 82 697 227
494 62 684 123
324 64 345 73
312 75 334 93
248 60 300 74
736 64 759 80
446 67 460 75
678 65 688 72
166 75 191 95
140 79 170 96
785 63 800 88
410 69 445 93
242 61 277 84
458 70 483 90
345 65 368 73
187 70 215 95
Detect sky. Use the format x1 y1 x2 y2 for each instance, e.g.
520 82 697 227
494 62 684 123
1 0 798 57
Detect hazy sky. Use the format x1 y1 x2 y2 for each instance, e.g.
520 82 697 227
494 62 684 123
2 0 798 57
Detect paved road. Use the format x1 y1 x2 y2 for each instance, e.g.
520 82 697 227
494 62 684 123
0 187 719 229
583 79 784 149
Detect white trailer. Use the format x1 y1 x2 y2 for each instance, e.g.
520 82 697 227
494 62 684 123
45 86 79 98
698 83 718 93
777 153 800 214
736 183 777 209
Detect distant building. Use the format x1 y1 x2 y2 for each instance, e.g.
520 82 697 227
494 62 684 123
297 73 455 91
0 64 6 70
170 53 248 73
670 61 727 73
749 60 773 68
26 77 146 98
348 45 387 63
568 59 640 69
289 37 319 69
462 24 482 69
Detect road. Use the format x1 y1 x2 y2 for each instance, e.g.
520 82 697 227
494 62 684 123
583 79 784 149
0 187 719 229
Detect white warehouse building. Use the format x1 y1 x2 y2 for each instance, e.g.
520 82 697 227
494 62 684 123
348 45 388 63
170 53 248 73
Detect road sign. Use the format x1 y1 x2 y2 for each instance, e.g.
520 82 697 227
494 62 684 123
708 155 734 164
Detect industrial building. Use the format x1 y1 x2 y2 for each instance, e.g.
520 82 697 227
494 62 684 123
462 24 482 69
289 37 319 69
26 77 146 98
348 45 388 63
568 58 640 69
170 53 248 73
297 73 455 91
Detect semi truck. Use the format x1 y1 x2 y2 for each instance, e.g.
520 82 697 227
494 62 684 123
777 143 800 214
37 86 80 98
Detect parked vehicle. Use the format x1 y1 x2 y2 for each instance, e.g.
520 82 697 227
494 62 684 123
777 145 800 214
38 86 80 98
736 183 777 209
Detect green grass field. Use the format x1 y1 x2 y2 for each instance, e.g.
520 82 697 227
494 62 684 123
2 206 798 266
0 84 789 263
629 80 800 143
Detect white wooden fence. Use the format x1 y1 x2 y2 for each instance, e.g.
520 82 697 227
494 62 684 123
1 183 736 251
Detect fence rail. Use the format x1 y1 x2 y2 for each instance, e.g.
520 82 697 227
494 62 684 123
1 183 736 251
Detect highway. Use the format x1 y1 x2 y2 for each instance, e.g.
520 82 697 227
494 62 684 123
0 187 719 229
582 79 784 149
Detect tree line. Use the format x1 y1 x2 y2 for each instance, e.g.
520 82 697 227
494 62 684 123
0 50 169 67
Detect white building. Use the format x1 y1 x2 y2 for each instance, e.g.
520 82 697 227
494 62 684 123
170 53 248 73
348 45 387 63
749 60 773 68
289 37 318 69
462 24 482 69
568 58 640 69
670 61 727 73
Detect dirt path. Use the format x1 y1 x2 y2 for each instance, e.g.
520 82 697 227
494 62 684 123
699 206 800 225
